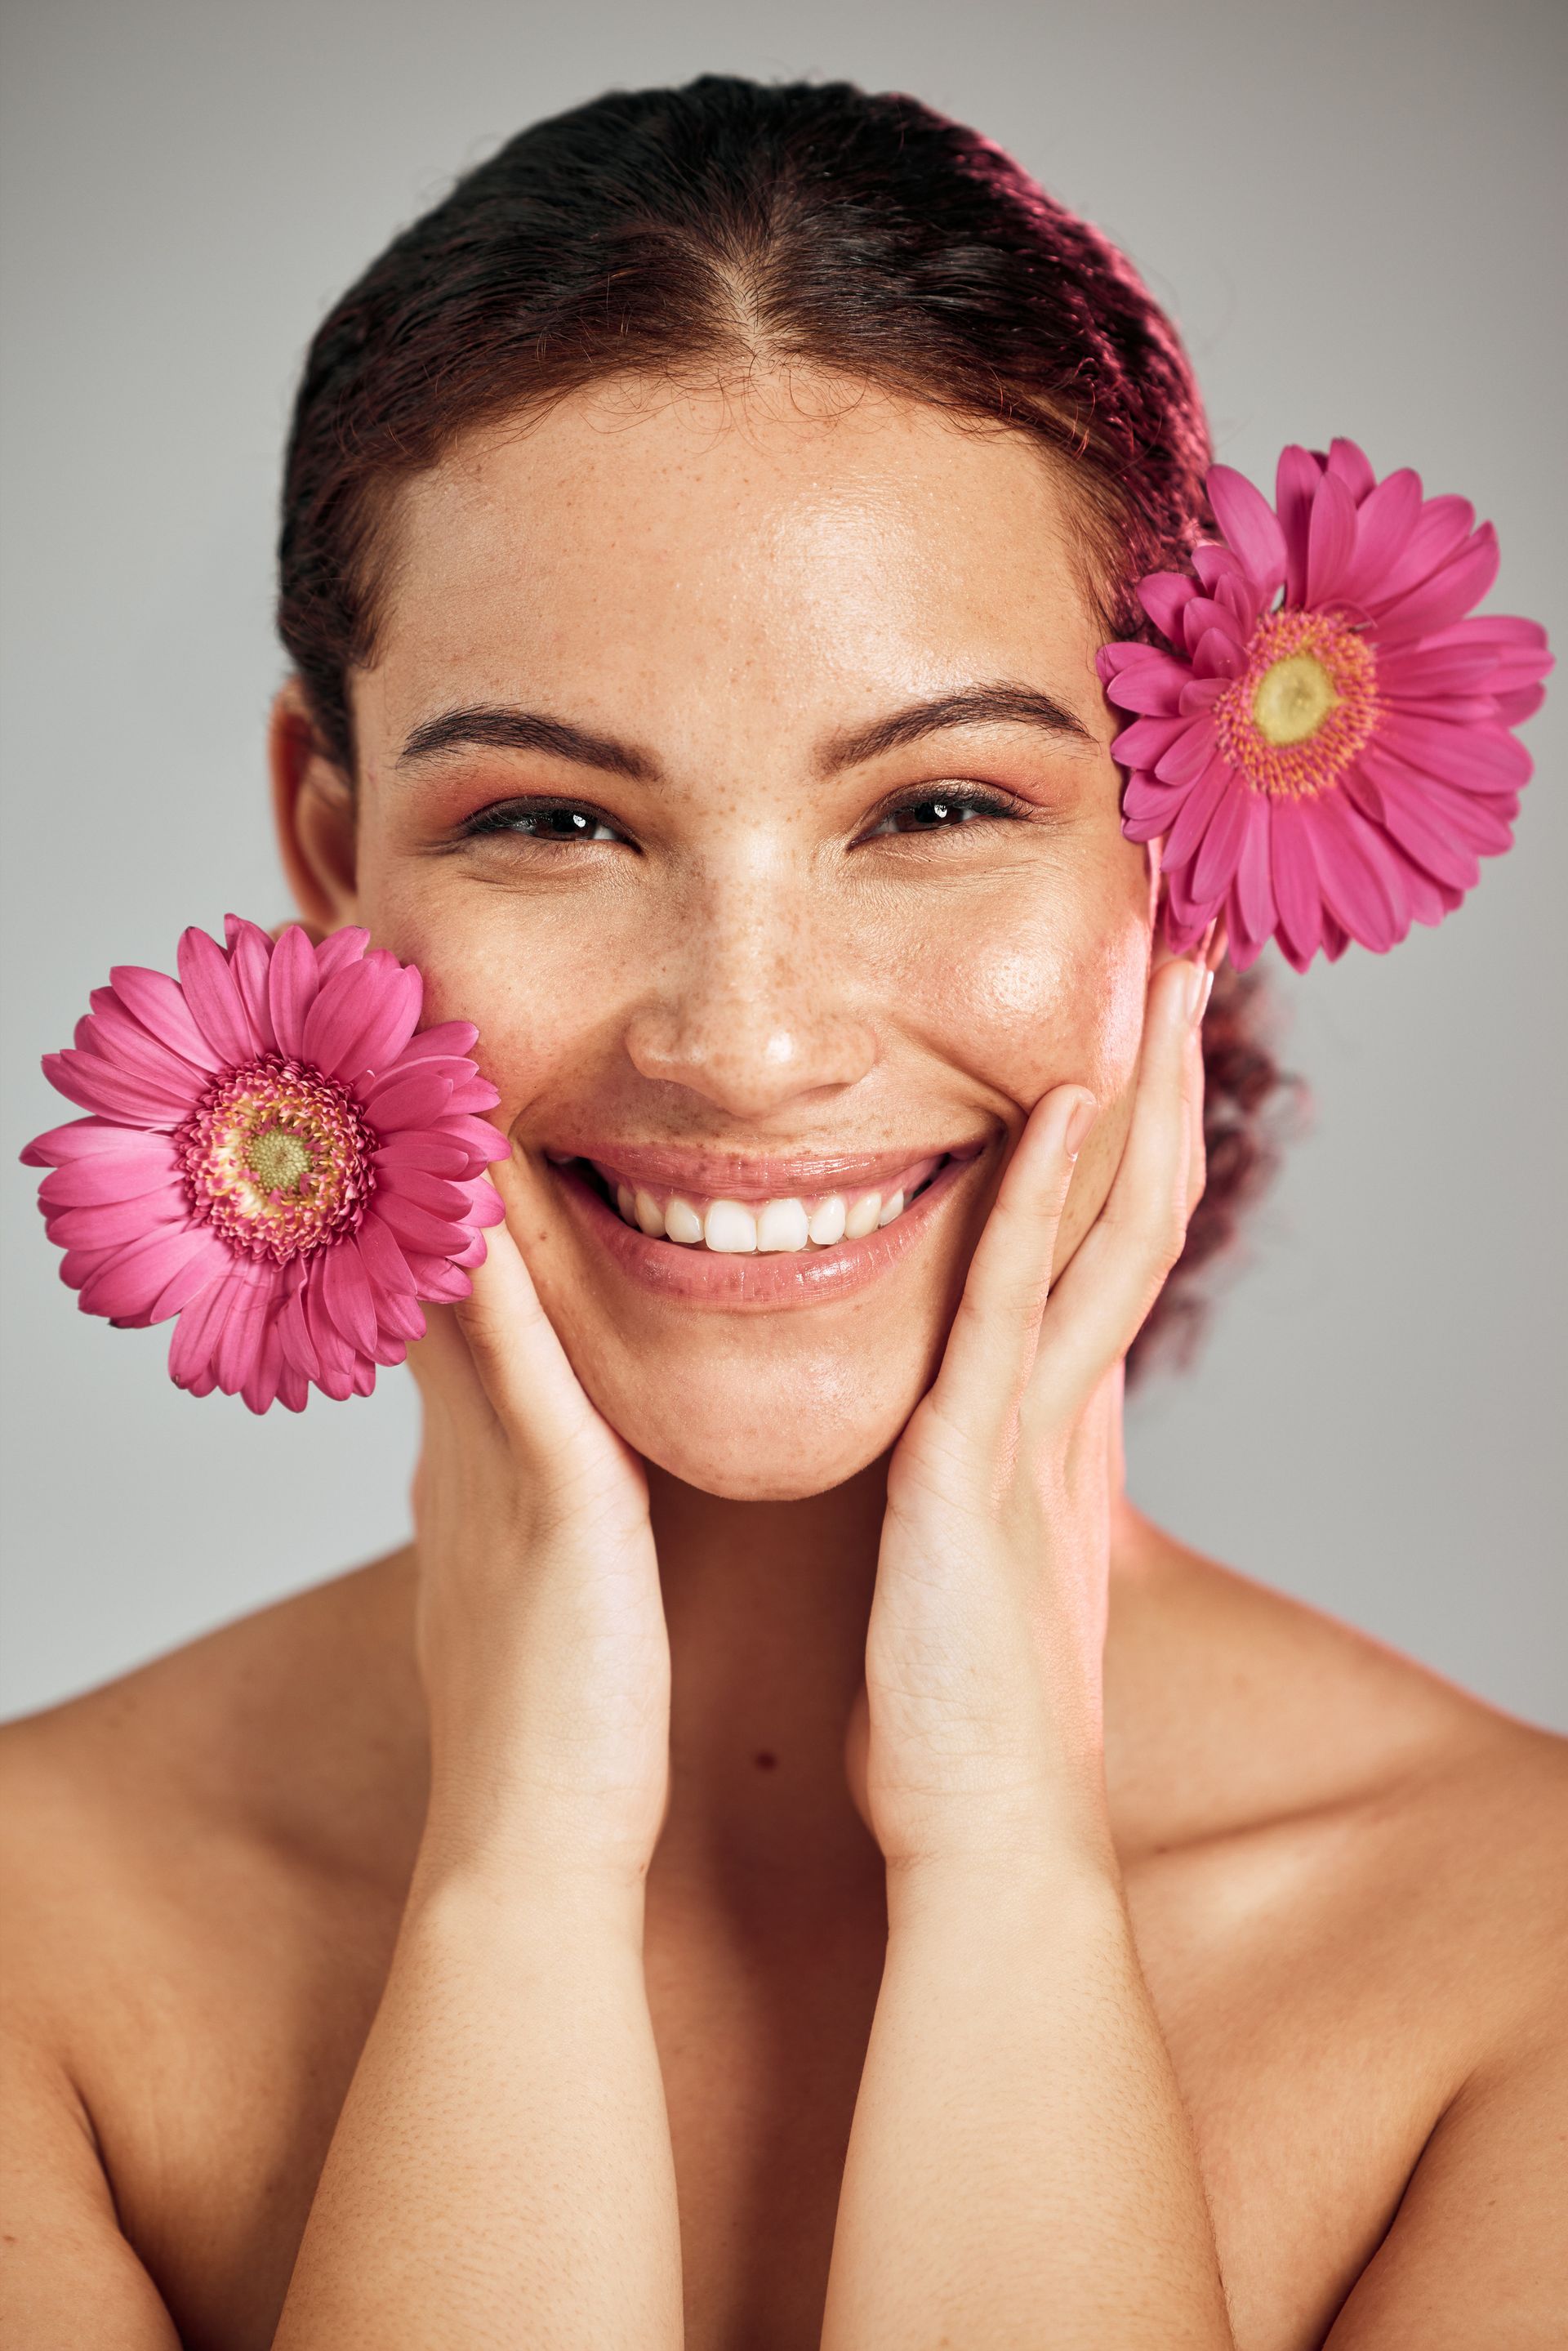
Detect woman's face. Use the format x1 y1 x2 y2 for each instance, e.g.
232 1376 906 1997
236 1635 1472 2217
279 377 1156 1498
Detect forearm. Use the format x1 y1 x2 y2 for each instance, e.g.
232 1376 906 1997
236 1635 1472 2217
273 1854 682 2351
820 1849 1232 2351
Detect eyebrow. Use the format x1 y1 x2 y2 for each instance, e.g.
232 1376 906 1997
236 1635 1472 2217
394 680 1094 783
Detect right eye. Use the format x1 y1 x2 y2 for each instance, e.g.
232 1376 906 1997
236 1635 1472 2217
461 800 625 844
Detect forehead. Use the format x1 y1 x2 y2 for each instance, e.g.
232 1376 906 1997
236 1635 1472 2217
363 377 1106 742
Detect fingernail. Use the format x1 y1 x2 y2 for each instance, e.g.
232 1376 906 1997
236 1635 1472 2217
1193 966 1214 1026
1063 1093 1098 1160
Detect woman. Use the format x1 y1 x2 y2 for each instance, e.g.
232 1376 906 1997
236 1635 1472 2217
2 74 1563 2349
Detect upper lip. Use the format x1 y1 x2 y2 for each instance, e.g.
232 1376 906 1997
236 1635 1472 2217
542 1138 989 1200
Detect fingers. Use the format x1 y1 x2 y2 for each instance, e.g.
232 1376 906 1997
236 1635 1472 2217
923 1081 1098 1446
404 1168 603 1466
1031 952 1208 1421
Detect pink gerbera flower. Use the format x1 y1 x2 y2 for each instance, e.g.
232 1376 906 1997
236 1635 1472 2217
1097 439 1553 970
20 918 509 1412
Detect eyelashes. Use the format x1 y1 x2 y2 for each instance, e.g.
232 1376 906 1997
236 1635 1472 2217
457 785 1033 850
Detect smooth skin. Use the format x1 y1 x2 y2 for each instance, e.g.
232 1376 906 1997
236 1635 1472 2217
2 376 1565 2351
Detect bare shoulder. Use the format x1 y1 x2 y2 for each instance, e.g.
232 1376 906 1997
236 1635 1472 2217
0 1550 423 2044
1111 1508 1568 2046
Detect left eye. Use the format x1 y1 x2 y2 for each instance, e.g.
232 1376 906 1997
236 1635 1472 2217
465 802 621 842
869 794 1013 835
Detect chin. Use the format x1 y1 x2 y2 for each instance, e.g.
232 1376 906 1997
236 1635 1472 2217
574 1333 938 1501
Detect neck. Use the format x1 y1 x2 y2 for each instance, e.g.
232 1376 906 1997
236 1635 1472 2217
643 1365 1139 1909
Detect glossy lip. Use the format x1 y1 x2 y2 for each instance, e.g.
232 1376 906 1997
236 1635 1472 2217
546 1147 987 1309
542 1138 982 1201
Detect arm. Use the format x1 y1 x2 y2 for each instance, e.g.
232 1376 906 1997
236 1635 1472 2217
825 1850 1228 2349
822 949 1232 2349
274 1214 683 2349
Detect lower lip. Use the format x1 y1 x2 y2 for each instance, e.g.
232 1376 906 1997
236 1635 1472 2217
548 1153 982 1310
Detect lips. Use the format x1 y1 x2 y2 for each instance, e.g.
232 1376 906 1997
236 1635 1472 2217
543 1143 986 1309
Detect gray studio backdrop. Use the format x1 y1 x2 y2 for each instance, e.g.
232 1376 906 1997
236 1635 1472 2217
2 0 1564 1729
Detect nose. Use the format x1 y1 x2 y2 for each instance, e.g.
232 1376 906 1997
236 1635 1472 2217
622 870 878 1119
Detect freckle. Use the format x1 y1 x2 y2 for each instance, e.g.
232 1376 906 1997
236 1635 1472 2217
753 1750 777 1771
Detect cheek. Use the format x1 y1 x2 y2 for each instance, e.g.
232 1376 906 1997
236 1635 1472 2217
358 856 619 1109
901 868 1150 1118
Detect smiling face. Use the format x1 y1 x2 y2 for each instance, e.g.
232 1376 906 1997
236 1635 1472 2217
276 374 1156 1497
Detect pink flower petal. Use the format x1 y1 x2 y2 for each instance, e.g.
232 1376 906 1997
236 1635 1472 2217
1269 800 1326 971
216 1264 273 1394
399 1019 480 1063
439 1115 511 1165
1365 493 1474 609
301 961 379 1076
46 1184 191 1251
1207 464 1288 599
1113 716 1193 770
334 964 424 1086
1137 573 1199 643
1120 788 1171 846
1149 712 1214 789
109 964 224 1070
241 1321 287 1416
177 926 256 1066
222 917 279 1052
400 1252 473 1304
82 993 208 1094
314 926 371 980
354 1210 420 1297
1374 524 1499 646
1191 772 1254 903
1325 439 1377 502
1309 795 1402 951
37 1136 179 1207
41 1049 193 1126
1192 627 1245 682
1343 468 1423 604
1160 753 1235 872
1101 649 1192 717
362 1070 454 1131
148 1238 229 1321
1232 799 1276 947
372 1131 479 1180
374 1192 471 1256
1305 471 1358 608
1275 446 1325 607
79 1225 218 1322
168 1274 237 1389
21 1117 145 1168
267 924 320 1057
322 1238 381 1359
1378 712 1530 796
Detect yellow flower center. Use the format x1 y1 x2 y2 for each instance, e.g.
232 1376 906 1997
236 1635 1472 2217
1214 609 1380 800
177 1055 376 1264
1252 651 1339 747
246 1127 314 1194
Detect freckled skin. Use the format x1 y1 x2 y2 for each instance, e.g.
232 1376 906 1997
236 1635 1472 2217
303 376 1152 1497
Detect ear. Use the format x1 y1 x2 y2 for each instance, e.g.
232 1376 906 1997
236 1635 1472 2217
269 677 359 929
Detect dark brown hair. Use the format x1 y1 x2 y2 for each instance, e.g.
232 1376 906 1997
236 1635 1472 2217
276 73 1295 1374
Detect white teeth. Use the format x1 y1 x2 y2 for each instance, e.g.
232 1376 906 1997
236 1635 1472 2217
704 1199 758 1253
844 1193 883 1240
633 1188 666 1237
756 1198 810 1253
807 1193 846 1246
664 1196 704 1246
593 1162 939 1251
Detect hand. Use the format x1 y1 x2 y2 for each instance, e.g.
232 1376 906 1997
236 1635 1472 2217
852 946 1213 1876
406 1187 670 1890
